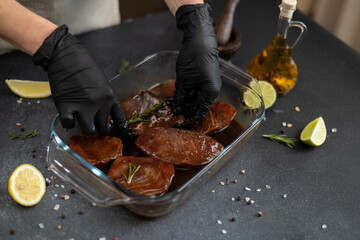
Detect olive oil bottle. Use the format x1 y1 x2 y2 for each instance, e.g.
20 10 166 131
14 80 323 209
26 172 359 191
247 0 307 96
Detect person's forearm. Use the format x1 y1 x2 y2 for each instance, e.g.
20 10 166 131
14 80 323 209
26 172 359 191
0 0 57 55
164 0 204 15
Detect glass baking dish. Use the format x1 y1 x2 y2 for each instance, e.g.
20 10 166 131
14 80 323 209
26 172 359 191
47 51 265 217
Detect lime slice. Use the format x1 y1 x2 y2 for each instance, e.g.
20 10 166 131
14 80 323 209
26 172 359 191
8 164 46 206
5 79 51 98
300 117 327 147
244 80 277 109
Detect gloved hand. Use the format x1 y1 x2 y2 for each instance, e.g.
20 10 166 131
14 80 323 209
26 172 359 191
33 25 132 138
173 3 222 128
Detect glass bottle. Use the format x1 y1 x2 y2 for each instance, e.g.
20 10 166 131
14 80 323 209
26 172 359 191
246 0 307 96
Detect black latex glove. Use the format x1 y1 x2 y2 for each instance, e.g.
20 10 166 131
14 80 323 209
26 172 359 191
174 4 222 128
33 25 132 138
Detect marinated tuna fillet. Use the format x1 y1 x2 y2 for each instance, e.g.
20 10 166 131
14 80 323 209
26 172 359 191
68 135 123 169
107 156 174 196
121 91 183 135
149 79 176 98
135 127 224 167
191 102 237 134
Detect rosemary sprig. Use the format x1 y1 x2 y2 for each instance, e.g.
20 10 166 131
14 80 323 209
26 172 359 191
8 129 38 139
128 102 165 124
121 163 140 184
118 60 130 73
262 134 296 148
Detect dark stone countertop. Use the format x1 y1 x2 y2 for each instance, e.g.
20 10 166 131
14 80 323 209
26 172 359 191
1 0 360 239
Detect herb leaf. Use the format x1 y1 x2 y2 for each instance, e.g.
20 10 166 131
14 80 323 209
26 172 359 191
118 60 130 73
8 129 38 139
128 102 165 124
121 163 140 184
262 134 296 148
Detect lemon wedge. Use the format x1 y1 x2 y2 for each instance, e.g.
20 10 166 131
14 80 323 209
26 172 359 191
300 117 327 147
5 79 51 98
8 164 46 206
244 80 277 109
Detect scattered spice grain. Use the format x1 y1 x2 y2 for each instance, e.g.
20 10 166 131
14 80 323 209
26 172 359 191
20 127 25 132
230 217 236 222
258 211 263 217
31 148 36 152
60 194 65 199
38 223 44 229
54 204 60 211
240 170 245 174
10 229 15 235
233 179 237 183
61 214 65 219
70 189 76 194
78 210 83 215
221 230 227 234
294 106 300 112
16 123 22 126
57 225 62 230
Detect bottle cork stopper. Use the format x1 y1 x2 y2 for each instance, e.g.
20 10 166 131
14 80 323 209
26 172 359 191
281 0 297 10
280 0 297 18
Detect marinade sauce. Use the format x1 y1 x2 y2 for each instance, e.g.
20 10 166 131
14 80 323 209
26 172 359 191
164 119 245 192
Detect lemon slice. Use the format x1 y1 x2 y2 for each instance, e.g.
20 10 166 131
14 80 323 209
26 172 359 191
244 80 277 109
300 117 327 147
5 79 51 98
8 164 46 206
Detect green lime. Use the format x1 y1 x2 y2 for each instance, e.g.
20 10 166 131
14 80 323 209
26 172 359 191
244 80 277 109
300 117 327 147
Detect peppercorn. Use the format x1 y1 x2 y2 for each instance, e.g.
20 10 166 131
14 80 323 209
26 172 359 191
20 127 25 132
237 196 241 201
45 181 50 187
31 148 36 152
230 217 236 222
9 229 15 235
32 154 36 158
70 189 76 194
61 214 65 219
79 210 83 215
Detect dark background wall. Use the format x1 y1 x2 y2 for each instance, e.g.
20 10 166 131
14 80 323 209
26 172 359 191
119 0 167 21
